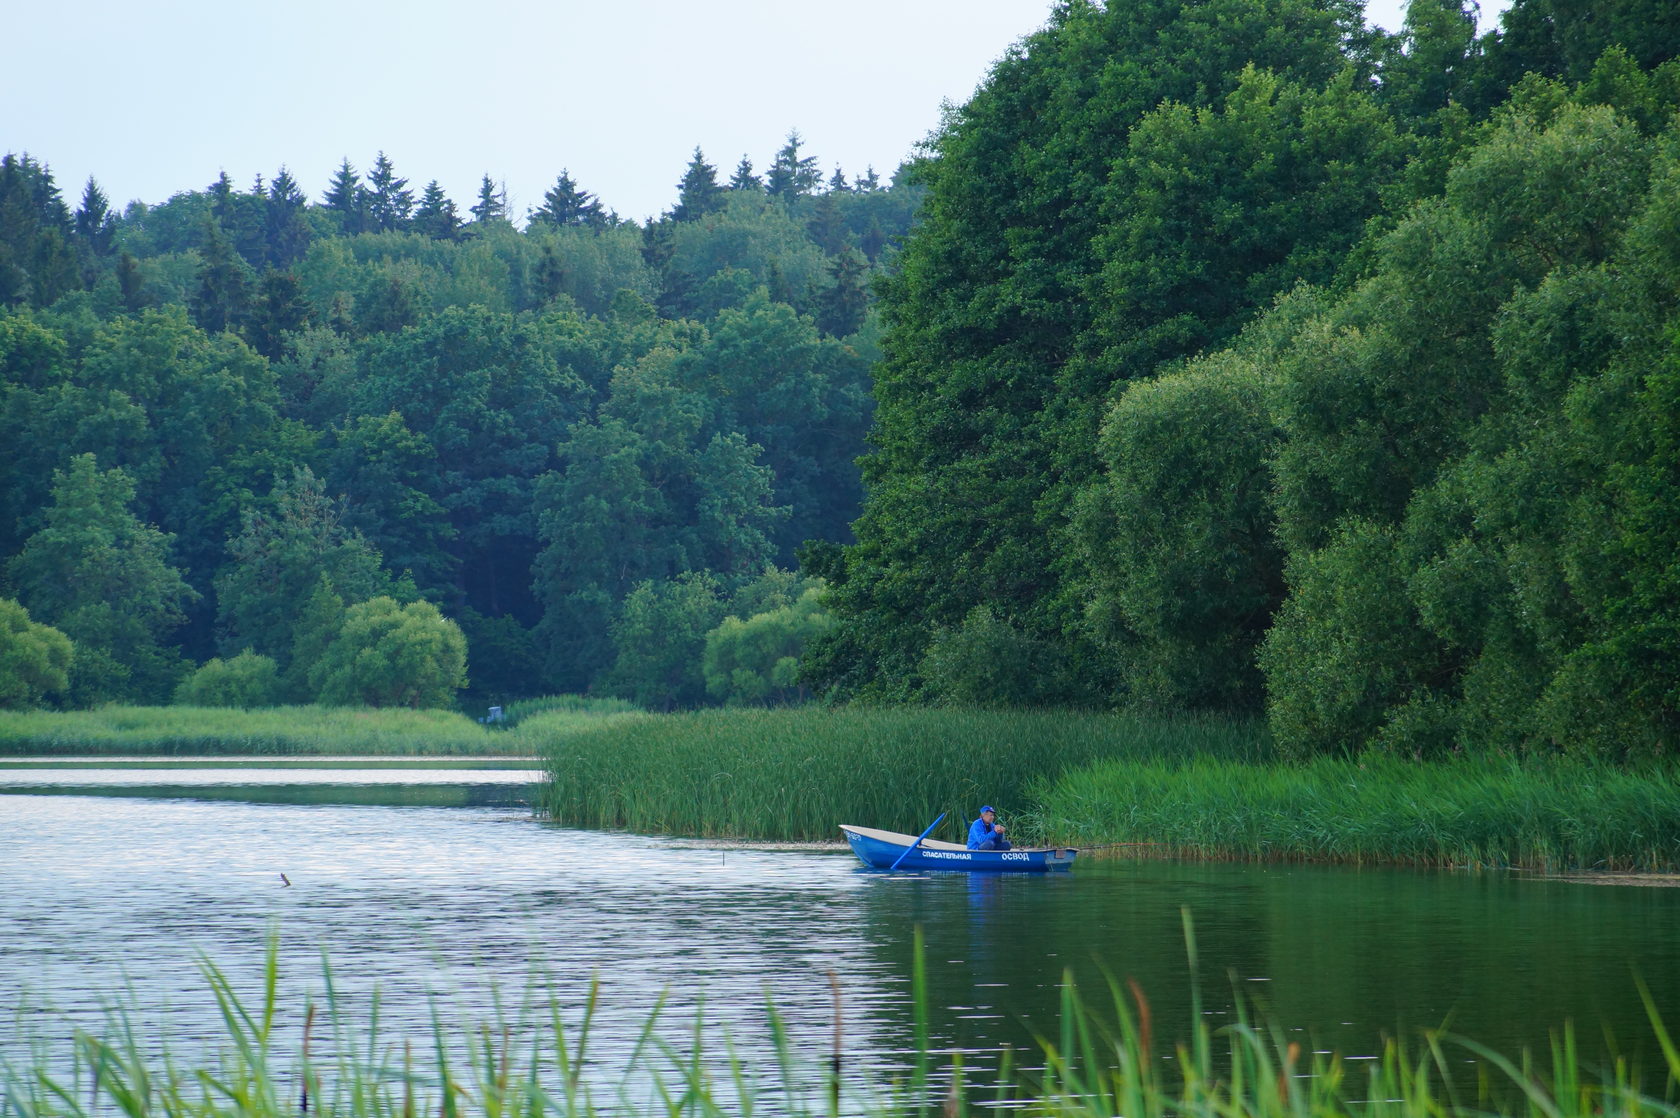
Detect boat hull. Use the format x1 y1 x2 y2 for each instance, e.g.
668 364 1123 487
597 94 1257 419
840 825 1076 872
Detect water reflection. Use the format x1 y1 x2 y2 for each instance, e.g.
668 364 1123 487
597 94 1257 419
4 779 1680 1101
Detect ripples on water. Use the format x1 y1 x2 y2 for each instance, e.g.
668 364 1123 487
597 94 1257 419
5 767 1680 1105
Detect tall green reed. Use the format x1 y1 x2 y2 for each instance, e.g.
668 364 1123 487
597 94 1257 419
12 925 1680 1118
1036 752 1680 872
532 706 1265 843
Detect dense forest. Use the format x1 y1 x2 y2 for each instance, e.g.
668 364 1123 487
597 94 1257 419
805 0 1680 758
0 135 910 709
4 0 1680 760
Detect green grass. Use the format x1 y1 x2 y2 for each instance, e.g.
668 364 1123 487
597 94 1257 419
531 706 1263 842
7 925 1680 1118
0 697 650 757
1035 752 1680 872
0 705 511 756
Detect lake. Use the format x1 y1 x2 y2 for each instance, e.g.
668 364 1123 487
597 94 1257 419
3 760 1679 1104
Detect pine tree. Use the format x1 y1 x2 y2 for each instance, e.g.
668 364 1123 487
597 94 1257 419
827 165 850 193
815 250 869 337
807 192 849 255
265 167 311 268
728 155 763 192
73 177 115 256
322 158 369 235
853 165 882 192
191 217 249 334
413 180 462 240
245 269 312 359
670 147 724 221
766 130 821 199
0 155 83 306
366 151 414 232
470 174 508 226
532 169 607 229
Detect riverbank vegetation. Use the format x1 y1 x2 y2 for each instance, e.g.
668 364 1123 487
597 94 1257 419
1036 752 1680 871
0 705 507 755
534 706 1263 841
6 933 1680 1118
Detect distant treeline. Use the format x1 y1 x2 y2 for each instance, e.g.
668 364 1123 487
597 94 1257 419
0 133 916 709
806 0 1680 760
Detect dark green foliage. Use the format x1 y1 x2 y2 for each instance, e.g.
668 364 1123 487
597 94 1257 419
412 180 462 241
8 454 196 704
264 168 312 268
1262 102 1679 758
365 152 414 233
814 0 1378 704
0 129 916 705
532 170 609 230
670 148 724 222
765 131 821 199
0 154 79 307
602 571 729 710
214 466 395 668
322 159 369 235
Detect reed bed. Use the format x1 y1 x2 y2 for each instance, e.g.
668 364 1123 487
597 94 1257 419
532 706 1263 842
0 706 513 756
6 924 1680 1118
1036 752 1680 872
498 694 643 729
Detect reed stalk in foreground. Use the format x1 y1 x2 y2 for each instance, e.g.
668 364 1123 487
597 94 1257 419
6 925 1680 1118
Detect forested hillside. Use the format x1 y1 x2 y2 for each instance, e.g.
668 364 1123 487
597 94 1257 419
0 136 912 708
6 0 1680 753
808 0 1680 757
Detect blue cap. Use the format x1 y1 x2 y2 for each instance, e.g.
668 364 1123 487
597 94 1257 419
980 805 995 814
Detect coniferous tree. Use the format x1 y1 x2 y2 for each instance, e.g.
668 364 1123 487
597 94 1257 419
670 148 724 222
766 130 821 199
322 158 369 235
73 177 115 256
470 174 509 225
827 165 850 193
244 270 312 359
815 250 869 337
532 170 608 229
412 180 462 240
366 151 414 232
0 153 78 306
806 192 849 255
728 155 763 192
265 167 311 268
191 217 250 334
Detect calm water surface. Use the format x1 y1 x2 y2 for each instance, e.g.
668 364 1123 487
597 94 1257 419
4 764 1680 1099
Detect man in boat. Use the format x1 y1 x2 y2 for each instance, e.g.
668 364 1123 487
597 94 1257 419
966 805 1011 850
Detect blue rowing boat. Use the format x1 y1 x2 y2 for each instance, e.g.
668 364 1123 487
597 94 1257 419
839 824 1077 872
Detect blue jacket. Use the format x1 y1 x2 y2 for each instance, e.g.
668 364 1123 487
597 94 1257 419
967 816 1011 850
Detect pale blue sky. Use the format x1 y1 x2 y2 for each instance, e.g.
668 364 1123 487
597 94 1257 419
7 0 1499 223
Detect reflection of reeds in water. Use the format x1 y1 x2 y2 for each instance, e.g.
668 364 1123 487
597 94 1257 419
532 707 1264 843
8 922 1679 1118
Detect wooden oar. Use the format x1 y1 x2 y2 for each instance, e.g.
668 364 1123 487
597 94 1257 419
890 812 947 870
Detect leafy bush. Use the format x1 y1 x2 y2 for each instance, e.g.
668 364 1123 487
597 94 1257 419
173 650 282 708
